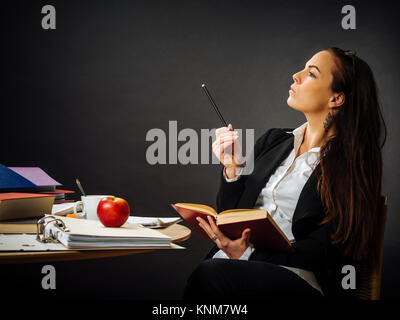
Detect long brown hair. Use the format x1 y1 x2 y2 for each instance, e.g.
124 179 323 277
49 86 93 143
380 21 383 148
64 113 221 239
318 47 387 263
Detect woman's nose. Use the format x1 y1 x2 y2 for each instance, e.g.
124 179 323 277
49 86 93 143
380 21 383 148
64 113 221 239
292 72 300 84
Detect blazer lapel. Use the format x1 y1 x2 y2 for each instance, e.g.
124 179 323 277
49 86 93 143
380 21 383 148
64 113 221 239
237 134 294 209
292 163 323 226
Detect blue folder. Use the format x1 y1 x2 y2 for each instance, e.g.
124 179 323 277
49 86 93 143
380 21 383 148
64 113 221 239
0 164 38 189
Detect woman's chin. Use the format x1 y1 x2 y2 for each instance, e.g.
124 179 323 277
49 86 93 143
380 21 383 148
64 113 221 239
287 99 302 112
287 97 295 108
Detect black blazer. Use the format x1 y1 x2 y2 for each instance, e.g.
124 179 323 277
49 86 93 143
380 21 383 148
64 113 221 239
205 127 357 298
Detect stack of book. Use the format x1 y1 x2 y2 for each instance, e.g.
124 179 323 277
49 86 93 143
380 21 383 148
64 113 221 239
0 164 74 221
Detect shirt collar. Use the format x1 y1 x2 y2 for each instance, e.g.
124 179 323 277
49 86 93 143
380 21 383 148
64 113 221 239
290 122 321 154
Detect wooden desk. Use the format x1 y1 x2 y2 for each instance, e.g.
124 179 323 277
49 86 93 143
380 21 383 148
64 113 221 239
0 223 191 264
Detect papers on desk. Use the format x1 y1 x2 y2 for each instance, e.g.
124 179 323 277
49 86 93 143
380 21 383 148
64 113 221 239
51 202 77 216
0 216 182 233
0 234 184 251
43 215 173 249
127 216 182 228
0 215 185 251
50 204 181 229
0 234 68 251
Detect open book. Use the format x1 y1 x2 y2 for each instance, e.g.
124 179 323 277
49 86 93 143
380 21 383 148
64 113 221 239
171 203 293 252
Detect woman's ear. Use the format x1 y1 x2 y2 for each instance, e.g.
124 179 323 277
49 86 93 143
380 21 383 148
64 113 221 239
329 92 345 108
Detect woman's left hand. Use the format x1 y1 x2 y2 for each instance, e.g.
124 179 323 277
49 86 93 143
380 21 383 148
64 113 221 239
196 215 251 259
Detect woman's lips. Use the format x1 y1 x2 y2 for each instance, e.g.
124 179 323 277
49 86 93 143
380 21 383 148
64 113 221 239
289 86 296 94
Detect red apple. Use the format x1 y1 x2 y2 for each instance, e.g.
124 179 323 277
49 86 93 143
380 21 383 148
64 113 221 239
97 196 130 227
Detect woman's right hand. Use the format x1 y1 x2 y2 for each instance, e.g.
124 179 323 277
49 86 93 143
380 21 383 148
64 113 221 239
212 124 242 179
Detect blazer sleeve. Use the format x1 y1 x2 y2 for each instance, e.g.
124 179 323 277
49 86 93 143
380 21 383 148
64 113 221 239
204 128 282 260
216 128 276 213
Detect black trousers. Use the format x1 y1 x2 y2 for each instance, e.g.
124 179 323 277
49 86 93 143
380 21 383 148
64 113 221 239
183 258 324 300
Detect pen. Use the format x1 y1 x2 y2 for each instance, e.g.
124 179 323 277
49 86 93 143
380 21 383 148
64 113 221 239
201 83 228 127
75 178 86 197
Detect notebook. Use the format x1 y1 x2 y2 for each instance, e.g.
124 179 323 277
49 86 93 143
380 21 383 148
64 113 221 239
39 215 174 249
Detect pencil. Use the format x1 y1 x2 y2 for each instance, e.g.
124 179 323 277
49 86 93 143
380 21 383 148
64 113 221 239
201 83 228 127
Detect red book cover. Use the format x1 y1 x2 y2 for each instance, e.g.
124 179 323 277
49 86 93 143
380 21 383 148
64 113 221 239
218 219 294 252
0 192 55 200
171 204 214 240
55 189 75 194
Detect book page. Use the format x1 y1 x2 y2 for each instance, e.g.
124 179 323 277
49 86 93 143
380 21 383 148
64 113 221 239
217 209 267 224
219 208 266 215
174 203 217 216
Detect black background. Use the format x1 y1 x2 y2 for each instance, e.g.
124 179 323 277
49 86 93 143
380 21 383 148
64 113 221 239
1 0 399 300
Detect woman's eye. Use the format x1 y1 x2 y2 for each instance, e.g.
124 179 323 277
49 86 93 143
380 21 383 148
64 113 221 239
308 71 316 78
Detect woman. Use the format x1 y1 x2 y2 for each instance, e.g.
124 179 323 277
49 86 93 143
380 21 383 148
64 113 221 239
183 47 387 299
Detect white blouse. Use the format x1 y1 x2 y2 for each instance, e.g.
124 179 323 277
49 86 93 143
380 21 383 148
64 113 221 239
212 122 323 294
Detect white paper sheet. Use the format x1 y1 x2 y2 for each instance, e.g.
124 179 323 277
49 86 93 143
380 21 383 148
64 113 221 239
51 202 77 215
127 216 182 228
0 234 185 251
